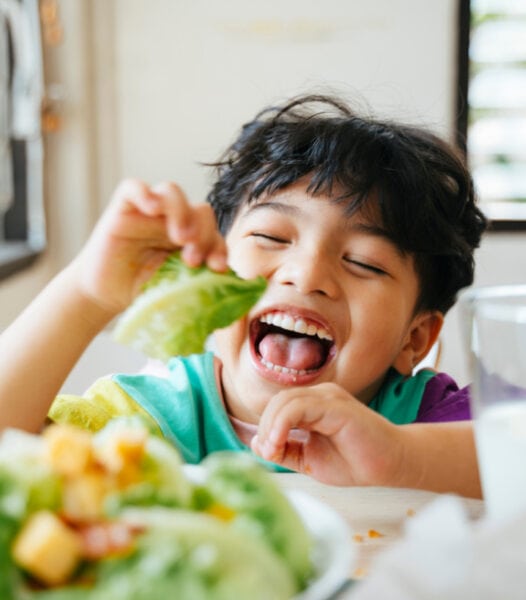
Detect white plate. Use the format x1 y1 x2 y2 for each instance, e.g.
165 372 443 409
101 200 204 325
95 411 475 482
184 465 354 599
289 489 354 600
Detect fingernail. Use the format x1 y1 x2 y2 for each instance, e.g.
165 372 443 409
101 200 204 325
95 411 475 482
178 223 196 239
262 439 278 460
146 193 160 204
208 256 228 272
181 246 203 266
269 429 282 444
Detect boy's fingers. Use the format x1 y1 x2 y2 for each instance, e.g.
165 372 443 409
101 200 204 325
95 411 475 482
106 179 227 268
150 181 196 242
251 434 299 465
256 391 318 457
255 392 292 446
111 179 160 214
205 241 229 272
148 184 227 269
256 386 354 458
180 204 227 269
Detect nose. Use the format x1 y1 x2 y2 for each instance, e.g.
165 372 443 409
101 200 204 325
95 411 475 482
275 247 340 298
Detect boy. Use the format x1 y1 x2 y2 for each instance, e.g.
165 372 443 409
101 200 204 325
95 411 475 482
0 95 486 496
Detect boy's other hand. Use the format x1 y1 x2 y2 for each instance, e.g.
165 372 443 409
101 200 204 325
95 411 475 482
71 179 227 317
251 383 405 487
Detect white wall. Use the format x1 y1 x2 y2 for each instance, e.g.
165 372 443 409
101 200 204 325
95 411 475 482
110 0 458 202
1 0 524 390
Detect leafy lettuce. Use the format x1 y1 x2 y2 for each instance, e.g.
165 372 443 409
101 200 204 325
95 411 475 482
113 252 267 360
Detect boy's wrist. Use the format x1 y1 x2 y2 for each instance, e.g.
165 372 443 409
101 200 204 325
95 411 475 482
369 423 414 489
387 423 481 497
58 264 120 333
383 425 425 490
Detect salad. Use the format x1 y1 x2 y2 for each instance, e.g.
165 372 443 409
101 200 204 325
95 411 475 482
0 418 313 599
112 251 267 360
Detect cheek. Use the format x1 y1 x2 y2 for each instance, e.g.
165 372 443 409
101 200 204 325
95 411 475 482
213 320 246 360
350 302 405 355
227 242 268 280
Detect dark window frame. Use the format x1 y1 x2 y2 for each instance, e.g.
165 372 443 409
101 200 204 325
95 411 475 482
0 139 43 279
0 0 45 281
458 0 526 232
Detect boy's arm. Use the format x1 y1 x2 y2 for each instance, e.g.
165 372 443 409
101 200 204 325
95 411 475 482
0 180 226 433
397 420 481 498
251 382 482 498
0 266 115 431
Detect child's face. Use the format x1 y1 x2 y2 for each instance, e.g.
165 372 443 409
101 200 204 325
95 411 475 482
214 179 431 423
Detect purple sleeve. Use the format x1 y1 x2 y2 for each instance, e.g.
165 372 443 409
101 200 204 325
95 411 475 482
415 372 472 423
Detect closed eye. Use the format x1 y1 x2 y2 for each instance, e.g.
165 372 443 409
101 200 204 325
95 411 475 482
250 232 289 244
344 258 386 276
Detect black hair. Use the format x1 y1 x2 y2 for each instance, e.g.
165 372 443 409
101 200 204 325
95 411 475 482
206 94 487 314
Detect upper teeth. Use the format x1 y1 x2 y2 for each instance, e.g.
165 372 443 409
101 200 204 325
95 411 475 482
259 312 333 341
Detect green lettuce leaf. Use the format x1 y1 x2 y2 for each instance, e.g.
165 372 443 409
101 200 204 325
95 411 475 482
201 452 314 590
95 509 296 600
112 252 266 360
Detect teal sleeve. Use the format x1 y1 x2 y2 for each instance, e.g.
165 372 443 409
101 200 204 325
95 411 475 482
113 353 245 464
113 353 292 471
368 368 437 424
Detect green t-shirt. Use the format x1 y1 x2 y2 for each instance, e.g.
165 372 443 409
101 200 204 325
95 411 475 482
50 352 435 469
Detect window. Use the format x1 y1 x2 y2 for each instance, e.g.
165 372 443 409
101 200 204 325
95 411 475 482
461 0 526 229
0 0 45 280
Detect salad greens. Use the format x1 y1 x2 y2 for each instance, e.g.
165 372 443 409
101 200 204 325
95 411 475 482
202 452 314 589
0 430 62 520
113 251 267 360
0 419 312 599
90 510 296 600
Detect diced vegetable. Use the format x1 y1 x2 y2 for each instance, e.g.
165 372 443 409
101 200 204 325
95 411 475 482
0 421 314 598
12 510 82 586
62 469 109 522
44 424 94 477
92 419 148 475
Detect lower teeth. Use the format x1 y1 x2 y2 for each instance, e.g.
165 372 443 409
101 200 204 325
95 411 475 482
261 358 307 376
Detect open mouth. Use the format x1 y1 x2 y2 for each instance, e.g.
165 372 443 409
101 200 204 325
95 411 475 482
251 311 335 376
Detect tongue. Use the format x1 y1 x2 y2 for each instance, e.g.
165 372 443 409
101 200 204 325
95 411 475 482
258 333 326 371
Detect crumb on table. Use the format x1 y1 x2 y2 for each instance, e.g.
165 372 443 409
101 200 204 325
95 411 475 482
367 529 385 538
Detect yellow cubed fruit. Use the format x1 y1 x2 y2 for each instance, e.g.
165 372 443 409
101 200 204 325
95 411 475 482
12 510 82 586
94 427 147 474
43 424 93 477
206 502 236 521
62 469 108 522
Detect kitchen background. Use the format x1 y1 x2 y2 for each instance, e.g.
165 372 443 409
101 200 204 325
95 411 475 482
1 0 525 391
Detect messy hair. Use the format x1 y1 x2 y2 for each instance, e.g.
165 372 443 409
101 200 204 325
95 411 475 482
206 94 487 314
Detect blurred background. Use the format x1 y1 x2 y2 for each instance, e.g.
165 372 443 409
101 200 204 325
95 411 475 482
1 0 525 389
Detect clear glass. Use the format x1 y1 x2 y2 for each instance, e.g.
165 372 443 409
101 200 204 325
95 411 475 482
459 284 526 521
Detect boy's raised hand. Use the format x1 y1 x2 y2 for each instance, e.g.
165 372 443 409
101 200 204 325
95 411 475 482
72 180 227 317
251 383 405 487
0 179 227 432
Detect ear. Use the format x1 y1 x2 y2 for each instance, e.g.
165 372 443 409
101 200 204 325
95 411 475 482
392 311 444 376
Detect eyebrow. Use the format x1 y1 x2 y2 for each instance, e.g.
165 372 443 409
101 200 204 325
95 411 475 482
350 221 391 239
242 199 407 257
241 200 300 218
245 200 388 232
350 221 407 257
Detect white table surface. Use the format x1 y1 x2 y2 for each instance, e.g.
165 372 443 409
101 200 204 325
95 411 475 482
275 473 485 581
